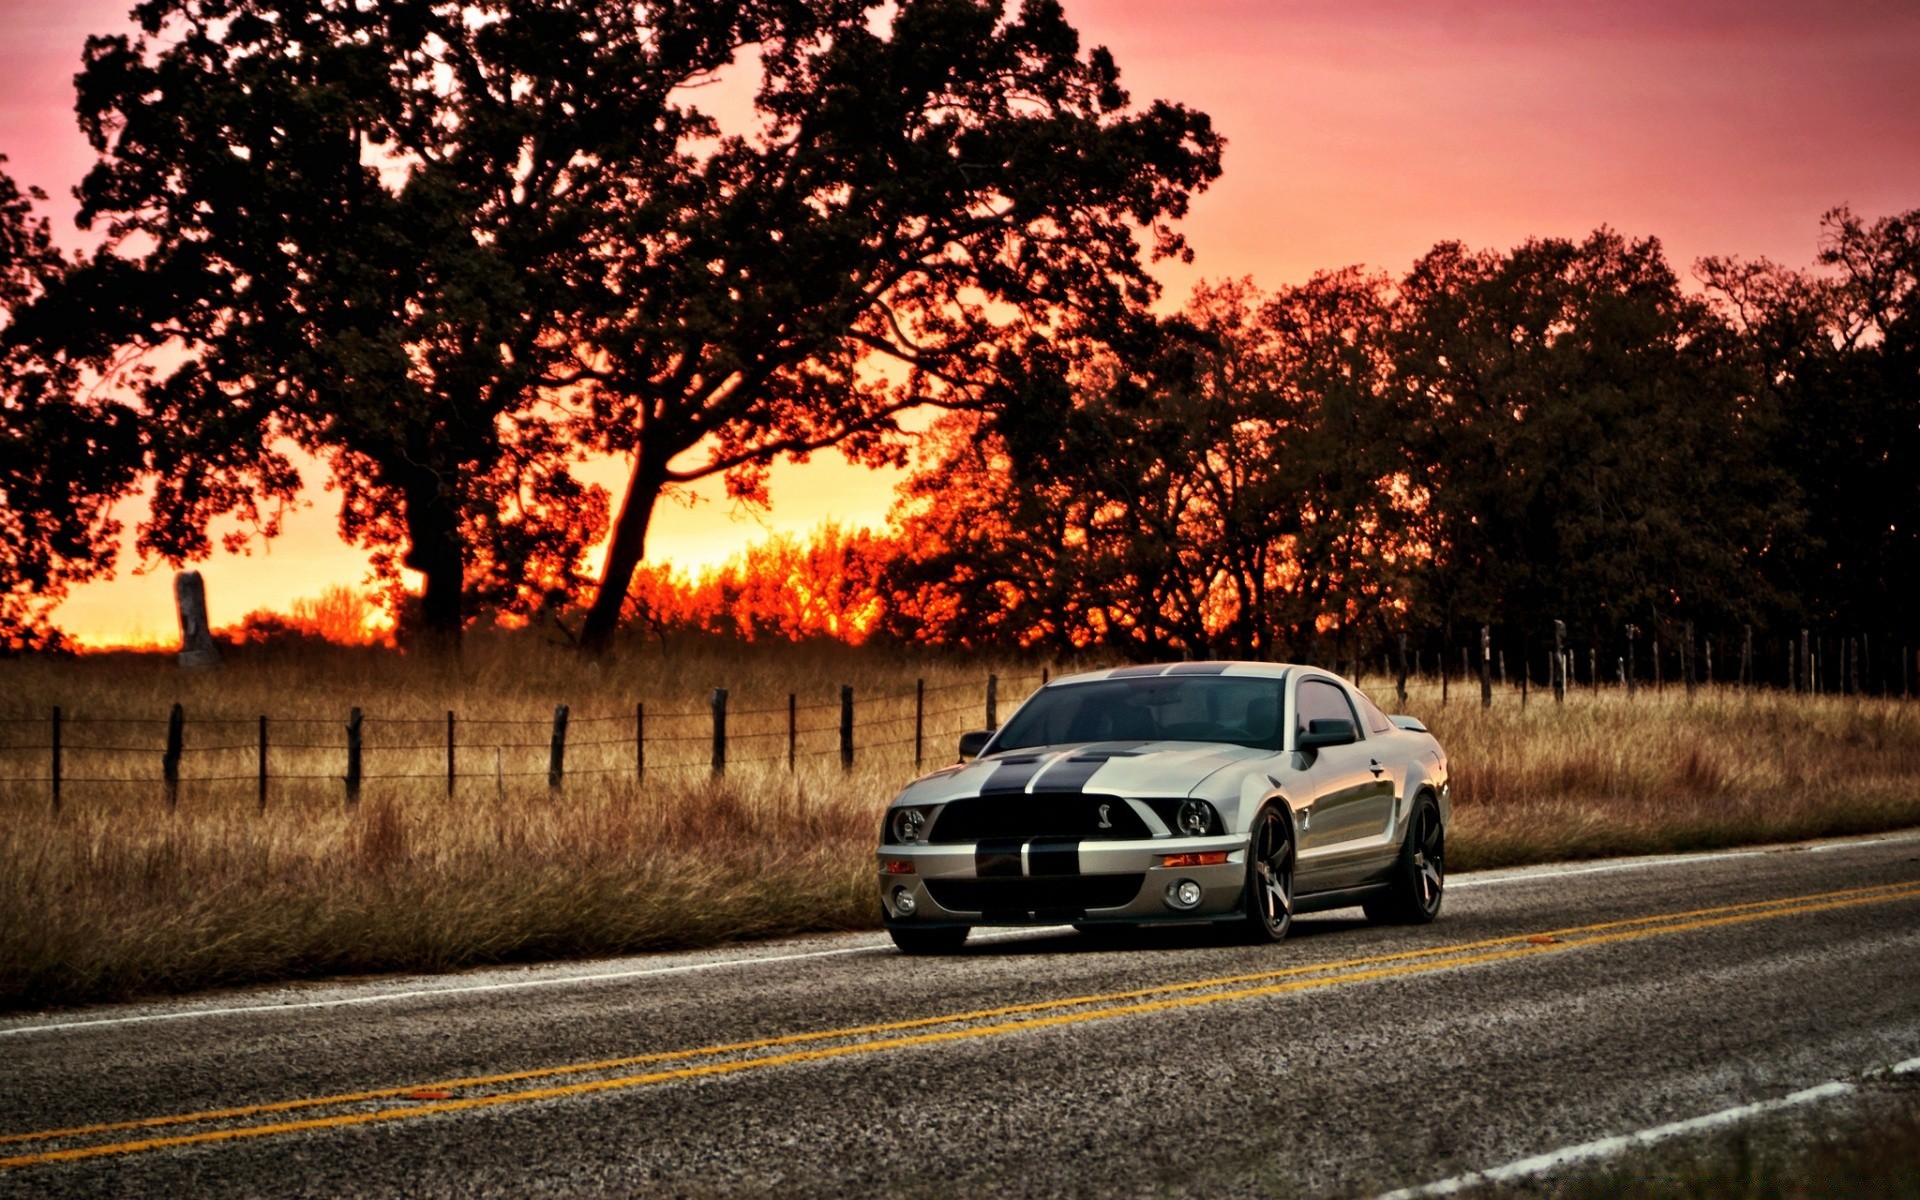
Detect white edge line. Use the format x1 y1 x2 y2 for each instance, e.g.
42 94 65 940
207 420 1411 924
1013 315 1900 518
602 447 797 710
3 832 1911 1039
0 928 1062 1039
1374 1073 1890 1199
1450 830 1920 890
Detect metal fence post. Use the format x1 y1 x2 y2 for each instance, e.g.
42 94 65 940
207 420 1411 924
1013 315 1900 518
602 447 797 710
1479 627 1492 710
258 715 268 812
345 706 362 806
1553 620 1566 704
788 693 797 772
986 674 999 729
710 689 728 775
446 711 455 797
548 704 569 791
635 702 645 782
50 706 61 814
914 678 925 771
165 703 184 809
839 685 854 771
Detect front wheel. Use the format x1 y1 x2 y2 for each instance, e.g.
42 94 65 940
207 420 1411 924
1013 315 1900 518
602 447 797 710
1364 797 1444 924
888 925 970 955
1240 805 1295 943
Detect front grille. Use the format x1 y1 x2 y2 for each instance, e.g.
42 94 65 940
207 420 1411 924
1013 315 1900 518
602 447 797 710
926 875 1145 917
927 793 1150 843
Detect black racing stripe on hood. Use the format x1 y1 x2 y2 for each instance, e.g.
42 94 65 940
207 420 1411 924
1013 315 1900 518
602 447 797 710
1030 755 1107 793
979 756 1048 794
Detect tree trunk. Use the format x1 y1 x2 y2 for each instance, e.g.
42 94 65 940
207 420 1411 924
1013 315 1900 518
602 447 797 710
401 479 466 651
580 448 670 655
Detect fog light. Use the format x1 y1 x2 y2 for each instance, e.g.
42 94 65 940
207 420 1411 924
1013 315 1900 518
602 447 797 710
1165 879 1203 909
892 887 917 917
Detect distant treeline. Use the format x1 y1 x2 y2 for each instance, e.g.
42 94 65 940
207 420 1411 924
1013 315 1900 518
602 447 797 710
613 213 1920 692
1 3 1911 673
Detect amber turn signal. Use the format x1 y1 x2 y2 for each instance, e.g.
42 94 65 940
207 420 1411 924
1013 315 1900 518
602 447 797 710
1159 851 1228 868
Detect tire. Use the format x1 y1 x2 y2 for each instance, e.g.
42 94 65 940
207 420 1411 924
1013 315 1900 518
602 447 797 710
888 924 970 955
1240 804 1295 944
1364 796 1444 925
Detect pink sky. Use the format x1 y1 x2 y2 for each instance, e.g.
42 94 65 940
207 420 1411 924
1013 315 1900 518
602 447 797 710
5 0 1918 644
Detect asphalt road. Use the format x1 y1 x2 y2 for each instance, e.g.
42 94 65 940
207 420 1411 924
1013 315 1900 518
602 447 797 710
4 831 1918 1199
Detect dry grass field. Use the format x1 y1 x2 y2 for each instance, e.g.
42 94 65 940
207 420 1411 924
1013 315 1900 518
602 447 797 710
2 637 1916 1010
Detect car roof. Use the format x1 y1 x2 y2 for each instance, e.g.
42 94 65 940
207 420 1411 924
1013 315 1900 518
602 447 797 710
1042 661 1312 688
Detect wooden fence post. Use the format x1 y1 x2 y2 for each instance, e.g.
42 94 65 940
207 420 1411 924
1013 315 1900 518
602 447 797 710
1741 625 1753 689
710 689 727 775
258 715 268 812
50 706 61 814
1553 620 1566 704
344 707 362 806
445 711 456 797
788 693 797 772
635 702 645 782
1479 627 1492 710
1800 628 1811 695
165 702 184 809
986 673 999 730
839 685 854 770
914 678 925 771
548 704 569 791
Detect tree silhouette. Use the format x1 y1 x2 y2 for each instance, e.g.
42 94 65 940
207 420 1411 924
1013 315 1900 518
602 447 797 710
69 0 827 644
0 159 141 652
567 0 1221 651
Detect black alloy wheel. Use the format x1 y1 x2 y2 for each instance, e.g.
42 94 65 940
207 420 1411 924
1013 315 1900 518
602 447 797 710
1365 797 1444 925
1242 805 1295 943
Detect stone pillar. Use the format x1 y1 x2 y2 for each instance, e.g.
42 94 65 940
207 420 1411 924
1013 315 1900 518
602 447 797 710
175 570 221 669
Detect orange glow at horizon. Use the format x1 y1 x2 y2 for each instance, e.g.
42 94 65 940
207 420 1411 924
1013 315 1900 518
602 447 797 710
7 0 1919 645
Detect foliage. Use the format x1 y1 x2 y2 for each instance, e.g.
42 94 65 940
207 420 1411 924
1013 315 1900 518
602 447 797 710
0 159 141 654
568 0 1224 649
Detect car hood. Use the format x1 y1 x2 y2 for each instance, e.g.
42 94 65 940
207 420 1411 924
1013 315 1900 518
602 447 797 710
891 740 1274 806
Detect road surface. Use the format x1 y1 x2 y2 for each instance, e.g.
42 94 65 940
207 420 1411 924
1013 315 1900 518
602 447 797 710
3 831 1918 1198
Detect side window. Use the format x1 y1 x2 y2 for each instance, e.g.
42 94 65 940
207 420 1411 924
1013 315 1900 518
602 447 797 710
1357 690 1394 735
1293 679 1360 740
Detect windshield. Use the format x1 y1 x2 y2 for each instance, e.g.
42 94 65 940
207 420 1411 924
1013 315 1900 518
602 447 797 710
992 675 1287 753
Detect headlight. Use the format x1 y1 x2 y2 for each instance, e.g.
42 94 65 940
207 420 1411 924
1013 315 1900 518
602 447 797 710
888 807 928 844
1175 799 1217 837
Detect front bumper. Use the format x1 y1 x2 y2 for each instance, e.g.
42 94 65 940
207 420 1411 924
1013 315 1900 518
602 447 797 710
877 834 1248 927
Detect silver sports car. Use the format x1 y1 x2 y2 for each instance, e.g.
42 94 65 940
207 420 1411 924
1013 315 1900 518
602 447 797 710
877 662 1450 953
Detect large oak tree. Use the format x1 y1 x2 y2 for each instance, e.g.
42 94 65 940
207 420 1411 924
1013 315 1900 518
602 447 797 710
68 0 1219 649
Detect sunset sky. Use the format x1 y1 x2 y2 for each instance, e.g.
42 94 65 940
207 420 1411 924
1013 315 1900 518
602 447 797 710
5 0 1918 645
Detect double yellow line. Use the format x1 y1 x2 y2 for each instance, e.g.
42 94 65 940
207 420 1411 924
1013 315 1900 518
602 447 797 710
5 878 1917 1170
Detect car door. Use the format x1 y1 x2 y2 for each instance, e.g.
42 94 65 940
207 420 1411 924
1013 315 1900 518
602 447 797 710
1292 677 1396 891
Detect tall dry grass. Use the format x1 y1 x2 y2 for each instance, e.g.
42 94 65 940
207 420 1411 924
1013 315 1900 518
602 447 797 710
1 639 1916 1010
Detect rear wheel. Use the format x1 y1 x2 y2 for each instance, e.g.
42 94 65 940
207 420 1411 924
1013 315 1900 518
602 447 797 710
888 925 970 955
1240 805 1295 943
1365 797 1444 924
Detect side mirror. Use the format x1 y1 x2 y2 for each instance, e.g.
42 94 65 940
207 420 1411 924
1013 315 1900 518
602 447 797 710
1296 718 1358 750
957 730 994 760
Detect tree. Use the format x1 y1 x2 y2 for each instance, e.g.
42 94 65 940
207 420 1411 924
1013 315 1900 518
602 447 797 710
69 0 817 645
569 0 1222 651
0 159 141 652
1394 230 1794 655
882 275 1416 660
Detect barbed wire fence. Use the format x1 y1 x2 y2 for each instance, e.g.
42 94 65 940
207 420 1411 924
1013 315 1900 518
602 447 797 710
0 672 1053 814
